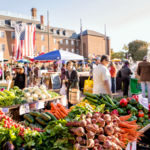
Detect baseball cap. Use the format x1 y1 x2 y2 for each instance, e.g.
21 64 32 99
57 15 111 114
95 57 101 60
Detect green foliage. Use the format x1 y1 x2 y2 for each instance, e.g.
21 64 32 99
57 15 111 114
111 51 126 59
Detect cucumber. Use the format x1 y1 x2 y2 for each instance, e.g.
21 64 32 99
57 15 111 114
35 122 43 129
23 114 34 123
29 111 41 117
29 123 36 129
35 117 48 126
45 112 57 121
40 113 51 122
20 120 29 126
84 92 97 98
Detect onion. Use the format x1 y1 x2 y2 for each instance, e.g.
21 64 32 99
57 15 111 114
94 139 99 143
96 118 105 127
70 128 77 133
113 122 118 127
97 127 104 135
92 146 98 150
103 140 113 149
76 137 83 143
111 115 120 123
91 124 99 133
80 148 89 150
106 136 113 141
93 113 100 119
86 112 92 118
104 125 114 136
86 118 92 124
80 139 86 145
111 136 123 148
75 127 85 136
74 143 81 150
103 114 111 120
79 120 87 127
80 114 86 120
98 134 106 142
97 145 104 150
87 139 95 148
91 118 97 124
85 124 93 132
87 131 95 139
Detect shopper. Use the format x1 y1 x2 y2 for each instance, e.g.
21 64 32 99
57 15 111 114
41 64 46 70
14 64 25 89
121 61 133 96
95 57 101 65
3 141 15 150
93 55 112 96
65 61 78 108
4 65 10 80
109 62 116 93
23 62 31 87
137 56 150 102
60 63 66 87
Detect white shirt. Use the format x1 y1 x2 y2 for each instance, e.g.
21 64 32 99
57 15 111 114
93 64 111 94
24 67 28 75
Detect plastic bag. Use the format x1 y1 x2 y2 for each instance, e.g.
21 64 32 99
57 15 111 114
60 83 66 95
83 76 93 94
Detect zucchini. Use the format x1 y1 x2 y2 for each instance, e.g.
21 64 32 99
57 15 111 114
29 111 41 117
105 95 115 106
35 122 43 129
86 96 100 104
35 117 48 126
23 114 34 123
20 120 29 126
99 99 113 107
40 113 51 122
29 123 36 129
84 92 97 98
45 112 57 121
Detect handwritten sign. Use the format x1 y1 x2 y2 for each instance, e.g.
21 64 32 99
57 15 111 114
50 74 60 90
19 104 30 115
36 101 44 109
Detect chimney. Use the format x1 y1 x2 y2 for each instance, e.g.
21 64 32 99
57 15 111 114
40 15 44 25
31 8 37 17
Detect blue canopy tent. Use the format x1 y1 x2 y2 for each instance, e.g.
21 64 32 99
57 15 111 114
78 61 87 64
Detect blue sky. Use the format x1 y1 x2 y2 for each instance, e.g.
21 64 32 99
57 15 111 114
1 0 150 52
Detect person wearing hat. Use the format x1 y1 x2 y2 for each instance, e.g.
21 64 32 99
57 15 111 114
120 61 133 96
4 64 10 80
137 56 150 102
95 57 101 65
14 64 25 89
23 62 31 87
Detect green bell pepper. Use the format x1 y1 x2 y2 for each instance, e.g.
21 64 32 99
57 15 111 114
128 118 134 121
144 115 149 120
130 107 138 115
143 108 149 114
137 122 142 126
129 99 138 105
132 115 137 121
116 102 120 107
126 104 132 110
143 120 149 126
117 108 124 115
137 104 143 110
138 117 145 123
148 119 150 123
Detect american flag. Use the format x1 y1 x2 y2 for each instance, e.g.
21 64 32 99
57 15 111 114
14 24 35 59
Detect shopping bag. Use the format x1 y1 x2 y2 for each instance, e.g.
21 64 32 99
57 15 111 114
60 83 66 95
83 76 93 94
69 80 80 104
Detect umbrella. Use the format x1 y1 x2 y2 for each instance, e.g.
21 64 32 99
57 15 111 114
15 59 31 63
111 58 121 62
54 60 67 64
34 50 84 61
78 61 88 64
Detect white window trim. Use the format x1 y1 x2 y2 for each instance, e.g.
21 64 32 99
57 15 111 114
11 32 15 39
71 40 74 45
1 44 5 51
76 49 79 54
0 31 4 38
54 39 56 44
66 48 69 52
66 40 68 45
60 39 63 44
41 46 45 52
0 20 5 26
72 49 74 53
54 48 57 51
11 21 15 27
76 41 78 46
41 35 45 41
41 25 45 31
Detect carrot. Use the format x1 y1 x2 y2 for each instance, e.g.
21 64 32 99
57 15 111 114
57 108 66 118
60 106 68 115
53 113 60 120
50 103 57 110
56 111 62 119
57 103 63 107
119 114 132 121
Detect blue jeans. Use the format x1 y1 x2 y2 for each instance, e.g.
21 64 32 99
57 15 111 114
111 77 116 93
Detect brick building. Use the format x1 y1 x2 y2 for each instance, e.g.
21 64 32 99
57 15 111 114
0 8 111 62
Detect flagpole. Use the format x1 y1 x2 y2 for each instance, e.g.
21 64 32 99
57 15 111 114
47 10 50 52
105 24 107 55
80 19 83 56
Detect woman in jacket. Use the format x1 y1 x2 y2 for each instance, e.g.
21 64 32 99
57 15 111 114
121 61 133 96
66 61 78 108
14 64 25 89
109 62 116 93
60 63 66 88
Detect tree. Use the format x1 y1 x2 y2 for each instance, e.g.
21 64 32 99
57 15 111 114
111 51 126 59
122 44 129 51
128 40 148 60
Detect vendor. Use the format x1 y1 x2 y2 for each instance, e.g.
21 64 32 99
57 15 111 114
14 64 25 89
65 61 78 108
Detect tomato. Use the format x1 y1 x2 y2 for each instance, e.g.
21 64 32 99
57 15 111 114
132 95 139 102
138 110 144 117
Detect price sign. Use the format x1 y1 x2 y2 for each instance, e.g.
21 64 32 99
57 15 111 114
2 108 9 113
36 101 44 109
19 104 30 115
29 103 36 110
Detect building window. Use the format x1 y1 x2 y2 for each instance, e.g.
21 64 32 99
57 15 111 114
11 32 15 39
41 26 45 31
12 44 15 52
76 41 78 46
54 39 56 44
11 21 15 27
0 31 4 38
76 49 79 54
41 35 45 41
72 49 74 53
41 46 45 52
66 40 68 45
60 31 62 36
53 30 56 34
1 44 5 51
66 48 69 52
54 48 57 51
60 39 63 44
66 32 68 36
0 20 5 26
71 40 74 45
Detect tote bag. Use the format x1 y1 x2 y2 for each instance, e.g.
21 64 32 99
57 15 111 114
83 76 93 94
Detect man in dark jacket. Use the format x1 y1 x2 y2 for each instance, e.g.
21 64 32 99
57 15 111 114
23 62 31 87
121 61 133 96
137 56 150 102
